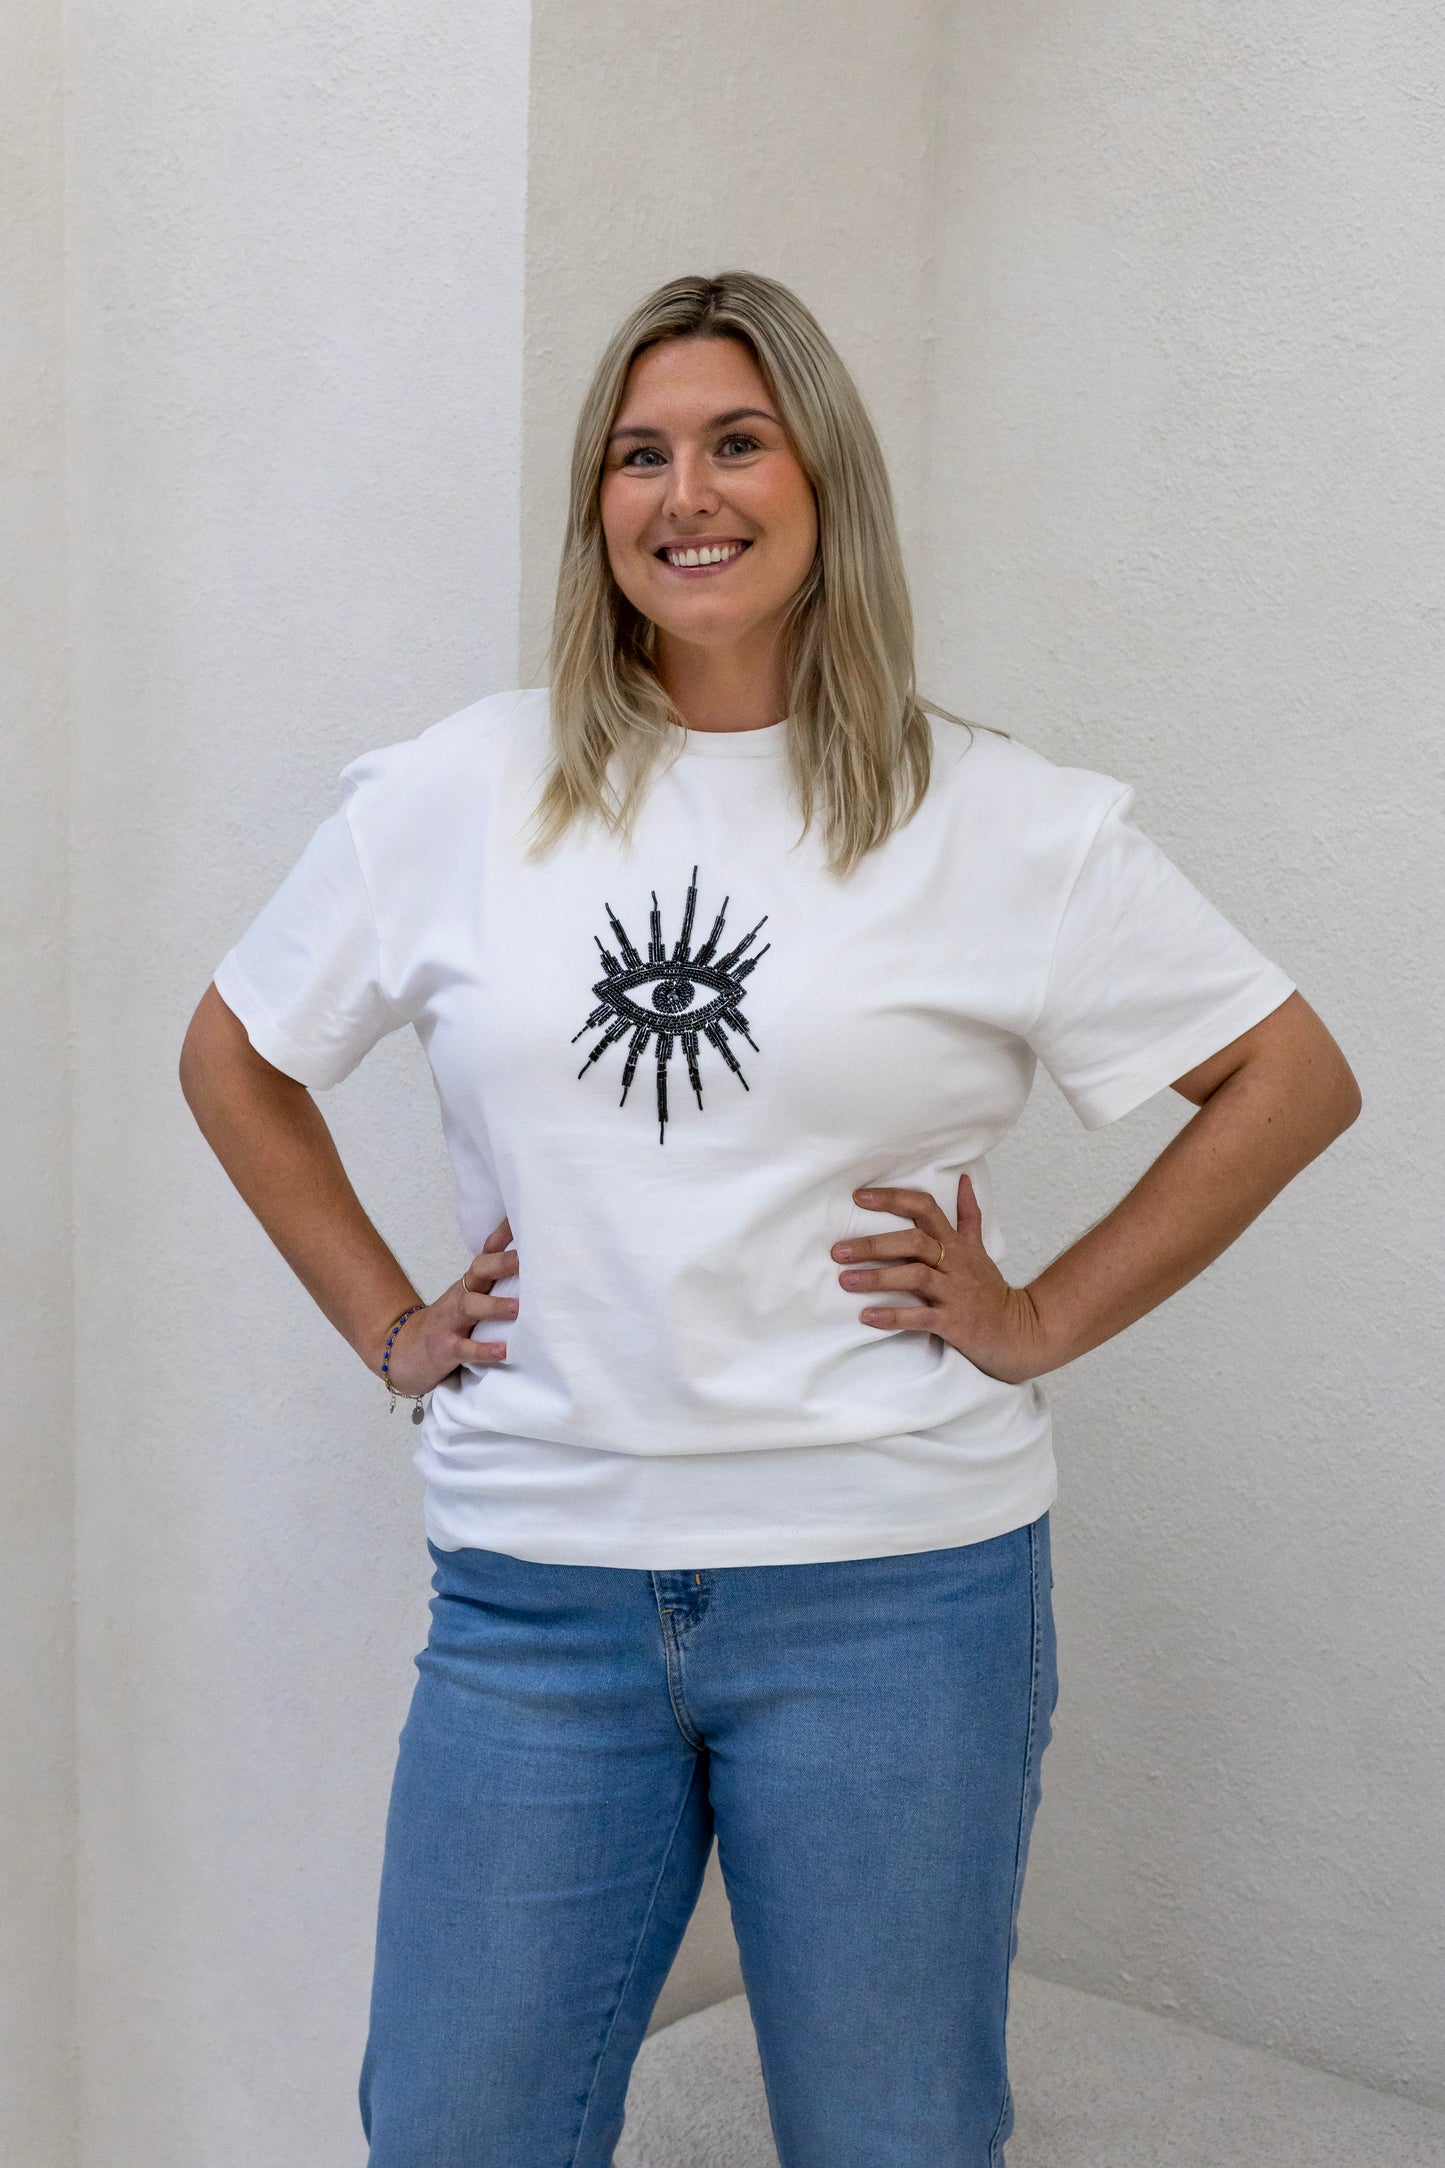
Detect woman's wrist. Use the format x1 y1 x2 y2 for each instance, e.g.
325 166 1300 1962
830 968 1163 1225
379 1300 428 1406
362 1294 425 1377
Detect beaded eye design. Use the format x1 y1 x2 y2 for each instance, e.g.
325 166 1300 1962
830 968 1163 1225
572 865 770 1143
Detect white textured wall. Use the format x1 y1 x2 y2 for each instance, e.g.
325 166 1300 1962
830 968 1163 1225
920 2 1444 2106
1 1 75 2164
66 3 529 2162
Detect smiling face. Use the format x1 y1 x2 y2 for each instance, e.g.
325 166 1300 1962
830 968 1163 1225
598 334 819 670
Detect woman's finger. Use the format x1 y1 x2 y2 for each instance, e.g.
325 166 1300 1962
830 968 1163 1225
459 1295 519 1330
954 1171 985 1240
840 1262 940 1299
858 1302 936 1332
464 1248 518 1286
852 1185 953 1244
457 1336 508 1363
835 1228 945 1265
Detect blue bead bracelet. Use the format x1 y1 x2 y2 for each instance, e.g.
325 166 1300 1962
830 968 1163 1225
380 1302 427 1422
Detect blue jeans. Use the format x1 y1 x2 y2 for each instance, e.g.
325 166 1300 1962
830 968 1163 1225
359 1511 1057 2167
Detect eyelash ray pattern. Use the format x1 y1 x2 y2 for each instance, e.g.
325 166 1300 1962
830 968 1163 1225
571 865 770 1143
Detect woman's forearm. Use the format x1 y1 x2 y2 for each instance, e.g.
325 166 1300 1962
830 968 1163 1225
1025 1025 1361 1373
179 983 419 1373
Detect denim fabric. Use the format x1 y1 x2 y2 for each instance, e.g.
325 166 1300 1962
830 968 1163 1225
359 1511 1057 2167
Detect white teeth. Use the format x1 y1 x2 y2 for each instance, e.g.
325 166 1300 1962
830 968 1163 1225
665 542 745 567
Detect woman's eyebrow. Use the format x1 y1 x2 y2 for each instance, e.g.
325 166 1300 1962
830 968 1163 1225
607 406 779 445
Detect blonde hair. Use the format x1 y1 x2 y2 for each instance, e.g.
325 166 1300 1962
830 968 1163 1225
526 270 1000 880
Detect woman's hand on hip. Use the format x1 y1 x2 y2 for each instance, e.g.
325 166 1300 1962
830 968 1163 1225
833 1177 1051 1386
382 1216 518 1394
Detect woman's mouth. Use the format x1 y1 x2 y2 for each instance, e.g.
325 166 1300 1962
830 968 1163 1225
655 539 752 574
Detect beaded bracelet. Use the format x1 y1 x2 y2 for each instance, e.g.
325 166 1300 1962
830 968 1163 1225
380 1302 428 1423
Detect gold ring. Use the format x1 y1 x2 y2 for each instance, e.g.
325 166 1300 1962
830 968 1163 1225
461 1269 478 1294
931 1236 946 1270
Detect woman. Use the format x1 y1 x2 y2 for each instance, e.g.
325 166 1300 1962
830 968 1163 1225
179 270 1360 2167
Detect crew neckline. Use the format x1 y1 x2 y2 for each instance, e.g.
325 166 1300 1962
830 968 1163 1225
674 717 789 759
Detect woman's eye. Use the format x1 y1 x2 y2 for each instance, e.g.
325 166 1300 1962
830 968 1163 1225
621 446 666 469
719 433 760 456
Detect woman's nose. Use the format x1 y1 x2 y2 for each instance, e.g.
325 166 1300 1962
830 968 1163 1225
663 448 720 520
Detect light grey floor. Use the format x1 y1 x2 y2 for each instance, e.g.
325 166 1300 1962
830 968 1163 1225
615 1971 1445 2168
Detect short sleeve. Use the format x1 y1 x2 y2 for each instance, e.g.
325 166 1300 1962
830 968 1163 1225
1026 786 1297 1130
212 805 408 1090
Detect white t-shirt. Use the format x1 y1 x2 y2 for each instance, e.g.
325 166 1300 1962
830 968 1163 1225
213 688 1296 1567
